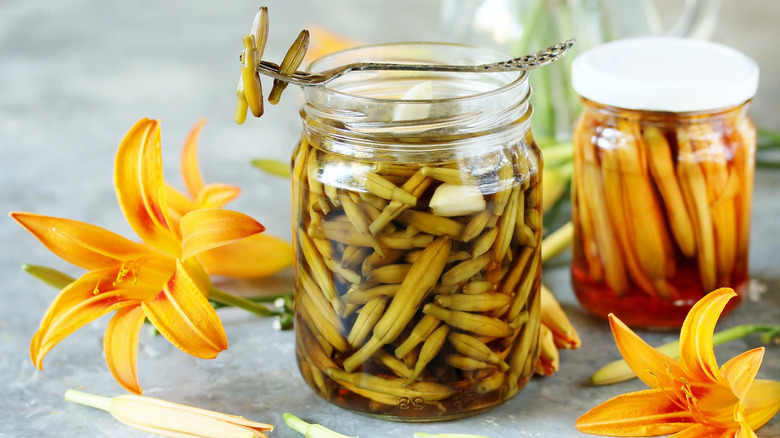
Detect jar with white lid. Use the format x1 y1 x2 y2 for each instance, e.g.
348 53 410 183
291 43 543 420
570 37 759 328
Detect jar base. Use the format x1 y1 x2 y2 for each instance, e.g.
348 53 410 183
298 355 534 422
311 383 530 422
329 399 498 423
571 265 748 329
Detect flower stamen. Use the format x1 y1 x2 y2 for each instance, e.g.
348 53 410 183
679 377 707 424
113 262 130 286
648 369 677 404
129 257 148 286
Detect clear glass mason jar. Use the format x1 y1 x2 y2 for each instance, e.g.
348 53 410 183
291 43 543 420
570 38 759 328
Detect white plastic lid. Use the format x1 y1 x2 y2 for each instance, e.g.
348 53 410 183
571 37 759 112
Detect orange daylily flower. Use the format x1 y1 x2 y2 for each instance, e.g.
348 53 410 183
12 118 267 395
165 119 293 278
304 25 361 63
576 288 780 437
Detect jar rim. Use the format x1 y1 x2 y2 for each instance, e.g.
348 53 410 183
305 42 528 104
579 96 753 120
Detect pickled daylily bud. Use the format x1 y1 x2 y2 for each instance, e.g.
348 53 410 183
327 368 456 402
234 76 249 124
250 7 269 57
65 389 273 438
406 324 449 384
429 183 486 217
241 35 264 118
268 29 309 105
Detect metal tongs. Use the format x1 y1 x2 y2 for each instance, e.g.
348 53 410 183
255 39 576 87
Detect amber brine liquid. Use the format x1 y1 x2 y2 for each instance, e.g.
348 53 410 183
571 100 755 328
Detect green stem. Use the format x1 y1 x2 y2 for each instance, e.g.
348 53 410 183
713 324 776 344
756 159 780 169
209 287 279 318
539 141 574 164
283 413 310 435
758 128 780 146
513 0 546 55
555 161 574 180
64 389 112 412
283 412 356 438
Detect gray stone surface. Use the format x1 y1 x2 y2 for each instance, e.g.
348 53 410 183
1 1 778 437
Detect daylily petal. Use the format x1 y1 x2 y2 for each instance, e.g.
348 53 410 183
575 388 694 436
164 183 199 223
305 25 360 62
669 423 735 438
142 259 227 359
540 284 581 349
722 347 765 401
180 256 214 297
180 208 265 260
608 314 685 390
742 379 780 430
735 423 758 438
11 212 152 270
31 266 160 369
114 118 181 256
196 183 241 209
181 118 207 199
535 324 560 376
679 287 735 384
104 305 146 394
197 233 293 278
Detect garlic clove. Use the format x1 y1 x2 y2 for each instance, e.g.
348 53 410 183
429 183 486 217
393 81 433 122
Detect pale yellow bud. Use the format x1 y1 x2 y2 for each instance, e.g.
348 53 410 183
65 389 273 438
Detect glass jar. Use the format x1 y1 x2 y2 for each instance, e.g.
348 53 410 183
291 43 543 421
570 38 759 328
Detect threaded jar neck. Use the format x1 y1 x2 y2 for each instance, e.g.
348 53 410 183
579 97 752 126
301 43 532 161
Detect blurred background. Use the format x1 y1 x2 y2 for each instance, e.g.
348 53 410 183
1 1 779 437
